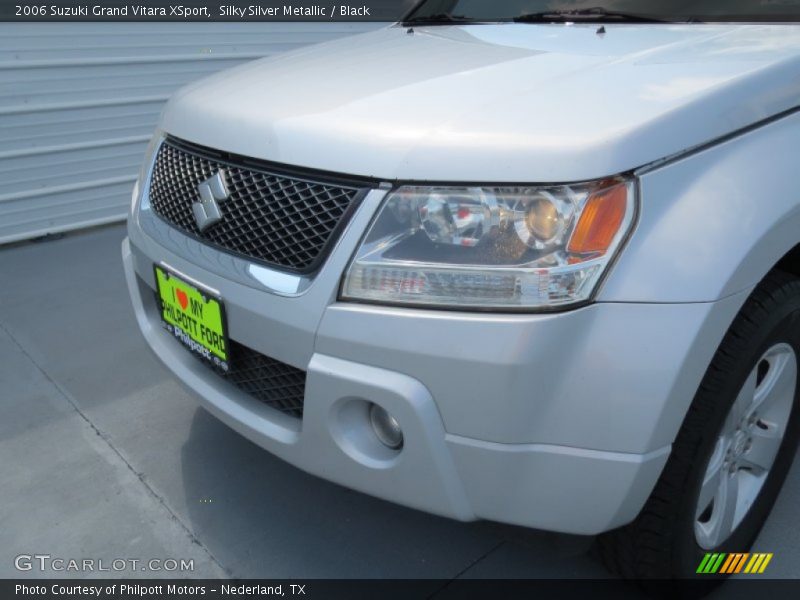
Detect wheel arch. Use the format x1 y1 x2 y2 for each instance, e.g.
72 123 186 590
608 110 800 456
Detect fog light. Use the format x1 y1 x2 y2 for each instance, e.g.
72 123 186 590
369 404 403 450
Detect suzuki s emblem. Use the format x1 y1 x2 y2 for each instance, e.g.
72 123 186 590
193 170 230 232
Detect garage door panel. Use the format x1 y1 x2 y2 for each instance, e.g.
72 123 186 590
0 22 383 244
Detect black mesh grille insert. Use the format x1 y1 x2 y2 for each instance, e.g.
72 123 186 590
222 340 306 418
210 339 306 419
148 138 366 272
152 285 306 418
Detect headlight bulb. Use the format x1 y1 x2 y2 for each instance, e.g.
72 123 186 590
419 189 499 247
513 191 570 250
527 197 561 240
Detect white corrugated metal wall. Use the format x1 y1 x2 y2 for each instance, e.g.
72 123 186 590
0 22 384 244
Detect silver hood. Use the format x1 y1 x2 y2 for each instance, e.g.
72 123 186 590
161 23 800 182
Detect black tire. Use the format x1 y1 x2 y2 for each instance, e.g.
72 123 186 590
596 270 800 593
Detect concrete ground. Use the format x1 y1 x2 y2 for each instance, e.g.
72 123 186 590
1 225 798 593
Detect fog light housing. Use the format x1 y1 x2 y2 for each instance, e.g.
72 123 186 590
369 404 403 450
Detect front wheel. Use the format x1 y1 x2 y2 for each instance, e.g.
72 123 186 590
598 270 800 589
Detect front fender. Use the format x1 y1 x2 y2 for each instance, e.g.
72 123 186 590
600 109 800 304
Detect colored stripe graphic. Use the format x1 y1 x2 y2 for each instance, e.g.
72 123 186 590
720 554 736 574
744 553 774 574
698 553 727 573
719 553 749 574
745 554 761 573
758 554 773 573
697 554 712 573
733 553 750 574
697 552 773 575
711 553 726 573
698 552 772 574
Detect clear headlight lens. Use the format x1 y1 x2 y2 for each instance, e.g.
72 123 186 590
341 178 635 310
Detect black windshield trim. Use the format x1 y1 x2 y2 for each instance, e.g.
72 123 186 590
401 1 800 25
513 8 672 23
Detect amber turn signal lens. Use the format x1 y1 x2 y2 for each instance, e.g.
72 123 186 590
567 183 628 256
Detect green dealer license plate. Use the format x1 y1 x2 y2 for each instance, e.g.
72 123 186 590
154 265 229 371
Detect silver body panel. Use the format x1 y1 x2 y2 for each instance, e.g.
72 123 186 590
123 23 800 534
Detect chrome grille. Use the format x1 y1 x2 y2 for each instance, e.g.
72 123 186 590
148 138 367 272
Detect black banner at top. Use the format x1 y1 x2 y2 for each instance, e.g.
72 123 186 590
1 0 416 21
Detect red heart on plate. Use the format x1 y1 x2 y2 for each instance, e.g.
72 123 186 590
176 289 189 311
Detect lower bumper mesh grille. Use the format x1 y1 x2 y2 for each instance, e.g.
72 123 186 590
158 293 306 419
218 340 306 419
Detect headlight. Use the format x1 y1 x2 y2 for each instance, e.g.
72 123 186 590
341 178 635 310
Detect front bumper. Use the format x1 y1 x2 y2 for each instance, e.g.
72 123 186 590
123 189 748 535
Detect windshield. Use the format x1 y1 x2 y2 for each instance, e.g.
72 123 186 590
404 0 800 23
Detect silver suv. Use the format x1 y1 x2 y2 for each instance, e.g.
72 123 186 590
123 0 800 582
